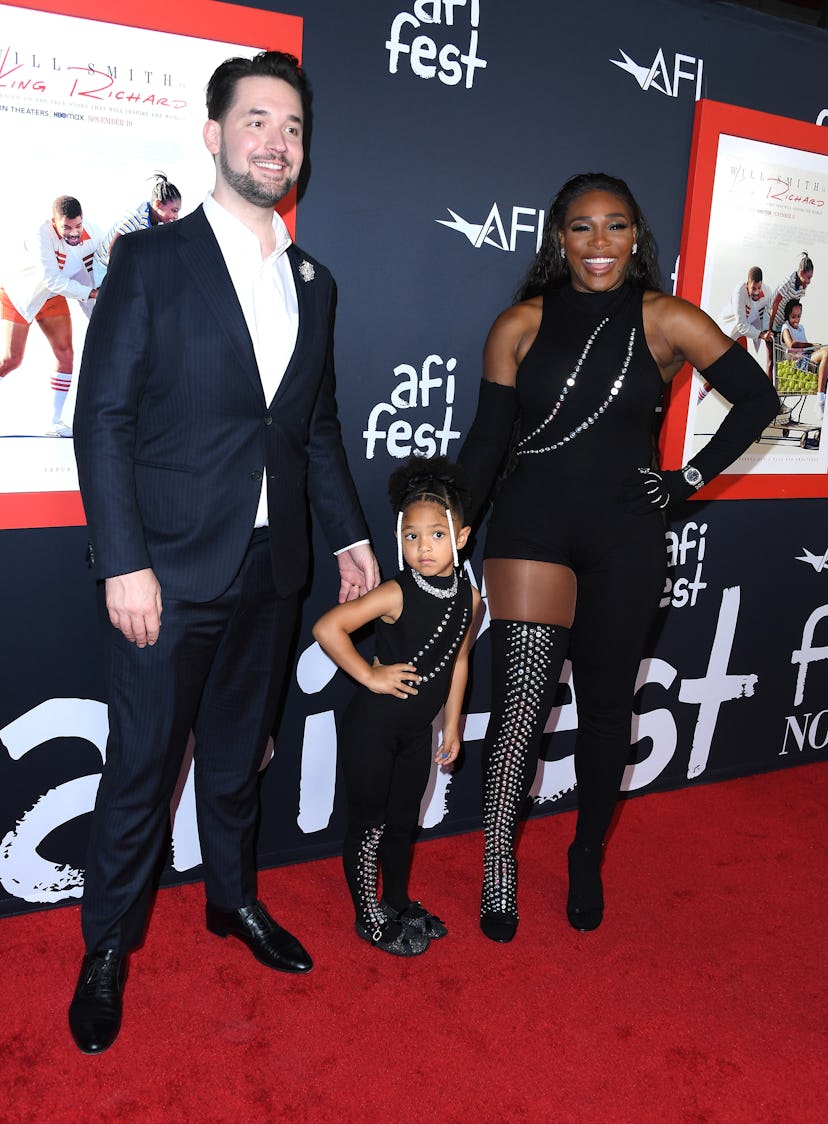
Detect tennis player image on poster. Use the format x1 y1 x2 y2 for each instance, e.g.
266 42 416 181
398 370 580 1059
0 0 299 527
687 131 828 477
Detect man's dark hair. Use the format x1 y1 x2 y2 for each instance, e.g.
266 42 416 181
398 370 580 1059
206 51 311 124
52 195 82 220
748 266 763 283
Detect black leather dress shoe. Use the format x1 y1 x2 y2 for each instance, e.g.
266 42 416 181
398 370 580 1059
206 900 313 973
68 949 127 1054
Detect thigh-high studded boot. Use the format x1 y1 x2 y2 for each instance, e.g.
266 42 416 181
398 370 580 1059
480 620 570 942
343 824 429 957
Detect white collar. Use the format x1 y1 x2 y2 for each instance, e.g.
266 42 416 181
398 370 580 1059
202 192 293 262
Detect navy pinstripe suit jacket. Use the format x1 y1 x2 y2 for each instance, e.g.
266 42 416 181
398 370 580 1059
74 205 367 601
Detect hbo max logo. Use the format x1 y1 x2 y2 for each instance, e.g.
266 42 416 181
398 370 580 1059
386 0 488 89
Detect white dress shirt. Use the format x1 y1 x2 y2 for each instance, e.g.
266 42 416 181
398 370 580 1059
201 194 367 556
203 192 298 527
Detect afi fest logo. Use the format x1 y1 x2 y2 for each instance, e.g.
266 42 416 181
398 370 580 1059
784 604 828 757
0 699 258 906
798 545 828 572
661 521 708 610
610 47 704 99
436 201 545 253
362 351 461 460
8 590 828 905
386 0 487 88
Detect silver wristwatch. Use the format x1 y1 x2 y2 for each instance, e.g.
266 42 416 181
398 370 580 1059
681 465 704 491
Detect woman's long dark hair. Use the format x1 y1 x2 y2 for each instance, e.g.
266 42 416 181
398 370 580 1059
517 172 661 300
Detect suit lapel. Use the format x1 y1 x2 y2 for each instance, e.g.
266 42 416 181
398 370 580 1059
175 208 262 394
270 245 313 407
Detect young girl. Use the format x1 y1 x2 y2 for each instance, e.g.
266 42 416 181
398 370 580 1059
313 456 480 957
780 298 828 413
766 251 814 375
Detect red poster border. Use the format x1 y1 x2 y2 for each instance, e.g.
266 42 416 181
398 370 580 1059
0 0 303 530
660 98 828 501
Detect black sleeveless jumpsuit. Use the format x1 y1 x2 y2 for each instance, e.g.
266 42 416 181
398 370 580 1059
482 283 667 852
339 567 473 920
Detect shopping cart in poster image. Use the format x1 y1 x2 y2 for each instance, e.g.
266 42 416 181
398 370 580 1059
767 338 823 448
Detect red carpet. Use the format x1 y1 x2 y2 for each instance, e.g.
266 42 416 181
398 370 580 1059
2 762 826 1123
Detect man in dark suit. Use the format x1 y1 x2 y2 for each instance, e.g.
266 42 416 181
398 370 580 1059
69 51 379 1055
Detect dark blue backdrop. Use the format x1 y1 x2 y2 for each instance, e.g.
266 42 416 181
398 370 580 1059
2 0 827 918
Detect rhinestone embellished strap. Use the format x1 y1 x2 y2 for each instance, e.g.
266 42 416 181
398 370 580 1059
403 570 471 685
408 605 471 685
517 325 636 456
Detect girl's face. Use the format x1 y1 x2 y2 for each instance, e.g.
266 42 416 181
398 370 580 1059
558 189 637 294
789 305 802 328
798 269 813 289
398 500 469 578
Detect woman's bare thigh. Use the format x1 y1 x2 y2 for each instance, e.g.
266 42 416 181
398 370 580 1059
484 558 577 628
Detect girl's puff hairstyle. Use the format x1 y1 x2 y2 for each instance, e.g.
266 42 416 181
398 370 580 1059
388 455 472 572
388 454 471 523
517 171 662 301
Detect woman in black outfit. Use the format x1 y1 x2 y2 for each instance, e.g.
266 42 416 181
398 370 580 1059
459 172 778 942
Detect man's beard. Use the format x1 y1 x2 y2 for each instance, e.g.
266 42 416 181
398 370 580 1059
219 145 295 208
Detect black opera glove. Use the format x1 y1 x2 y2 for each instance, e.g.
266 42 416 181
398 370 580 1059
623 344 775 517
457 379 519 525
621 465 704 515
